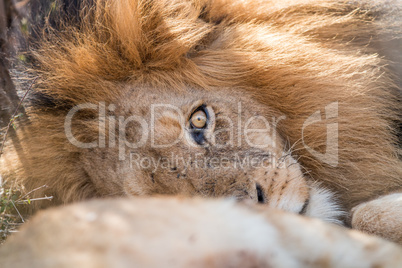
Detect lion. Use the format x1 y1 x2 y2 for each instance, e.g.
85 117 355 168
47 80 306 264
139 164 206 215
1 0 401 243
0 197 402 268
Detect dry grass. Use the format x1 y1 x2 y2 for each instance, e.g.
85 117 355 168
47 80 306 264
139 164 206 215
0 78 50 243
0 172 53 243
0 179 25 244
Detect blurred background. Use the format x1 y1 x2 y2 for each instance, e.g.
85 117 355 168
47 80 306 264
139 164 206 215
0 0 83 129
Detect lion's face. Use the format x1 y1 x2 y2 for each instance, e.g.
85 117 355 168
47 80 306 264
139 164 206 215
77 87 341 222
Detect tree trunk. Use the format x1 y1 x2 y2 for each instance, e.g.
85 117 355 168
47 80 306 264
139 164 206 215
0 0 21 128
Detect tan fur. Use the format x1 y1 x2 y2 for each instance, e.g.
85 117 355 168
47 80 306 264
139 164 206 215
1 0 401 240
0 198 401 268
351 193 402 244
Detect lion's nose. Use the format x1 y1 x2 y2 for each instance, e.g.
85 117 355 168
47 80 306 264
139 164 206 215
256 183 265 204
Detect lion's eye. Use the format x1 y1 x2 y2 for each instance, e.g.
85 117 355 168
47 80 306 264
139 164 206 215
189 105 209 145
190 110 207 129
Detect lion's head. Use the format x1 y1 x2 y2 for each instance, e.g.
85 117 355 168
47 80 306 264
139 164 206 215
1 0 401 224
68 86 339 221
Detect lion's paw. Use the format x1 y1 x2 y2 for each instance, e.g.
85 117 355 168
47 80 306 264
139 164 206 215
351 193 402 244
